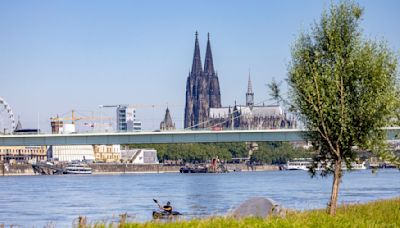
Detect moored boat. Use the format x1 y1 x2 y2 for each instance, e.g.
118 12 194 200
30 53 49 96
285 159 367 171
285 159 312 170
342 161 367 170
179 166 208 173
65 163 92 174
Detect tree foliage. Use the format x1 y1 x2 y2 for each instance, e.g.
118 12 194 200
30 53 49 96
130 142 309 164
130 143 245 163
288 1 399 215
251 142 313 164
267 78 284 105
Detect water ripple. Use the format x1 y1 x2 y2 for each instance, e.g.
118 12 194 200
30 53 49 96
0 169 399 227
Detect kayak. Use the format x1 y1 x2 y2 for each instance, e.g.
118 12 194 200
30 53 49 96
152 210 182 219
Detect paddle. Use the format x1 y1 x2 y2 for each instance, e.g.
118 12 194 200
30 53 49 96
153 199 162 209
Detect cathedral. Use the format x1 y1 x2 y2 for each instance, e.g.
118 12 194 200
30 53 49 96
184 32 221 129
208 74 297 130
184 33 296 130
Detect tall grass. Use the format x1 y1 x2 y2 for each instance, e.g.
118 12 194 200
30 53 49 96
89 198 400 228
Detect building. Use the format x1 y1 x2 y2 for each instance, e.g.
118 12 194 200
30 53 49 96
93 145 121 162
51 119 63 134
209 75 297 130
48 145 95 162
0 146 47 163
120 148 159 164
117 105 142 131
183 33 296 130
184 32 222 129
160 107 176 131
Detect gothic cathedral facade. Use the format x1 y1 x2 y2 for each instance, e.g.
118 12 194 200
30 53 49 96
184 32 296 130
184 32 221 129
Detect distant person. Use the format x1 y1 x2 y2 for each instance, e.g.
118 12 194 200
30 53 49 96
161 201 173 214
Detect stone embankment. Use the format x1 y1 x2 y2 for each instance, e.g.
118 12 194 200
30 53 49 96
91 163 279 174
0 162 36 176
225 163 279 172
90 163 181 174
0 162 279 176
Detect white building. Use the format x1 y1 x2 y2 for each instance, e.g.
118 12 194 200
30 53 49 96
116 105 142 132
49 145 95 162
121 148 159 164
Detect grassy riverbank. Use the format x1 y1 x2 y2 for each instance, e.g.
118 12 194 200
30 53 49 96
101 198 400 227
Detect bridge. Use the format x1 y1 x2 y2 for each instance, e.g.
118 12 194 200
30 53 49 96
1 127 400 146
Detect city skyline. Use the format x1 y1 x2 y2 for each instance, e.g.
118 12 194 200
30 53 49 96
1 0 399 131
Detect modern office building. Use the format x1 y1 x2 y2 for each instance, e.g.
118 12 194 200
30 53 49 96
116 105 142 131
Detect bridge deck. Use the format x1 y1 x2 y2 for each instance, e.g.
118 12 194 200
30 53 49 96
0 128 399 146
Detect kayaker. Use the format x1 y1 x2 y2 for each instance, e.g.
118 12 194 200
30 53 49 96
162 201 173 214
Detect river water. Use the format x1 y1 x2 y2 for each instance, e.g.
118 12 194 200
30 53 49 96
0 169 399 227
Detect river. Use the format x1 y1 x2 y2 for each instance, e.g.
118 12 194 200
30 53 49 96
0 169 399 227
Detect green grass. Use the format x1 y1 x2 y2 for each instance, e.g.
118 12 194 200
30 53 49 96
91 198 400 228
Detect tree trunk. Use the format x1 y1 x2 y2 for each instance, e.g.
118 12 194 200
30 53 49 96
328 158 342 215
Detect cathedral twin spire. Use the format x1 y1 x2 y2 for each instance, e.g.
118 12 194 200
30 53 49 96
191 32 215 76
184 32 222 128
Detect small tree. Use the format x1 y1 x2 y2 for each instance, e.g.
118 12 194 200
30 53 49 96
288 1 399 215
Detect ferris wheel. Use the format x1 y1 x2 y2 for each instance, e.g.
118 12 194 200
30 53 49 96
0 97 16 133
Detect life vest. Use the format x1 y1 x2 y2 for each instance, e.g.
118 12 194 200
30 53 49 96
163 205 172 212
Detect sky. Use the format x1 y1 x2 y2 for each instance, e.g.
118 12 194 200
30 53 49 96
0 0 399 132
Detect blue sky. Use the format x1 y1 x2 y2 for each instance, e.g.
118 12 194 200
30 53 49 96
1 0 399 131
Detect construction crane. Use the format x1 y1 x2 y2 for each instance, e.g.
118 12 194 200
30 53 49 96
50 110 112 124
50 110 114 134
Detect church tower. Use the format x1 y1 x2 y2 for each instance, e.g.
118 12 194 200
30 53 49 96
184 32 202 128
205 33 222 109
246 73 254 108
160 107 175 131
184 32 222 129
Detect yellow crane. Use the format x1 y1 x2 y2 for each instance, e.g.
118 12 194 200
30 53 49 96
50 110 112 124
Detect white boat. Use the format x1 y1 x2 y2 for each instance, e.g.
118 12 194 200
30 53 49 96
342 162 367 170
65 163 92 174
285 159 312 170
285 159 367 171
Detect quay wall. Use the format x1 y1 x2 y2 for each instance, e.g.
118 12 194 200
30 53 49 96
225 164 280 171
90 163 279 174
90 163 280 174
89 163 181 174
0 163 36 176
0 162 280 176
